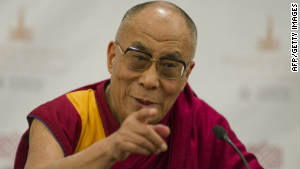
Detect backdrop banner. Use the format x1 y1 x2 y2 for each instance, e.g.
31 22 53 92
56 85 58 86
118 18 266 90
0 1 298 168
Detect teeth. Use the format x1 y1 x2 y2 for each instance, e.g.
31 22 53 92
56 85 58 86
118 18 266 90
137 98 153 105
143 100 153 105
144 101 151 105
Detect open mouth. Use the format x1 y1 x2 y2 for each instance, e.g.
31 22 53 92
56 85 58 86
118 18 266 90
135 97 156 105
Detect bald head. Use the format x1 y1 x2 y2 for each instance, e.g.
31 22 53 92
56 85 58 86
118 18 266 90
115 1 197 58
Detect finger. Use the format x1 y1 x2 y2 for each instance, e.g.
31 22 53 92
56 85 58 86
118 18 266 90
118 152 130 161
125 129 161 154
133 124 168 152
133 108 157 123
122 141 151 156
151 124 170 138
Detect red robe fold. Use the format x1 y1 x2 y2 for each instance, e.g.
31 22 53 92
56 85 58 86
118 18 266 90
14 79 263 169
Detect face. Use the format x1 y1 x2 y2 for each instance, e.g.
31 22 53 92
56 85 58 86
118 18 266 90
106 6 195 124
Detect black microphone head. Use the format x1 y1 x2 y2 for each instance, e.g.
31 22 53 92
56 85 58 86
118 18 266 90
213 125 251 169
213 125 227 140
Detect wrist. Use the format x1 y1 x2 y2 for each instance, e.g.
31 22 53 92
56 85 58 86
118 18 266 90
103 134 120 163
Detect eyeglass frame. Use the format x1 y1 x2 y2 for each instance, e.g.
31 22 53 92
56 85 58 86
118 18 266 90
114 40 188 80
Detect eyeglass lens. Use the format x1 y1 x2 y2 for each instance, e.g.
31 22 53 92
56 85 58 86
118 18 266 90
124 50 184 79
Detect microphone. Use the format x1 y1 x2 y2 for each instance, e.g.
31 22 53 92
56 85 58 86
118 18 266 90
213 125 251 169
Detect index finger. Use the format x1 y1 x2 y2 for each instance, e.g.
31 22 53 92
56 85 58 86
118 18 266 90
133 108 157 123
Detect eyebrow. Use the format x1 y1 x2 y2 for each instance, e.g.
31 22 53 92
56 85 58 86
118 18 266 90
130 41 151 54
161 51 183 60
129 41 183 60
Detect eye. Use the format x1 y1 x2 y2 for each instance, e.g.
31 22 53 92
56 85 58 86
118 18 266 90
160 61 180 69
163 62 176 68
134 54 148 61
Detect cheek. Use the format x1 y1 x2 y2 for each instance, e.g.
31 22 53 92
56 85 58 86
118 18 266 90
110 62 140 118
111 65 132 100
113 66 139 100
162 79 184 97
114 59 138 81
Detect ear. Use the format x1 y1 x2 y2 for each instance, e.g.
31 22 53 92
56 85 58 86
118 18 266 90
180 61 195 91
107 41 116 74
185 61 195 79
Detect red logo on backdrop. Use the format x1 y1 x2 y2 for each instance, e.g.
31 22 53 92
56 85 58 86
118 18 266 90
258 16 280 51
248 142 283 169
9 8 32 41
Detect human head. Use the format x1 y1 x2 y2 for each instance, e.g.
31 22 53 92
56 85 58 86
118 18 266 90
106 1 197 124
116 1 197 53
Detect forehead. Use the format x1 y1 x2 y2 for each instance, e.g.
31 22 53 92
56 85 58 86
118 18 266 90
131 6 190 41
119 6 194 60
129 41 183 60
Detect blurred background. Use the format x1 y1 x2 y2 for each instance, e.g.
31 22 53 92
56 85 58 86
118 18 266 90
0 0 299 168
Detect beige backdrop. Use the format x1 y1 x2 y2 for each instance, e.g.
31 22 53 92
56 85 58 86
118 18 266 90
0 0 299 168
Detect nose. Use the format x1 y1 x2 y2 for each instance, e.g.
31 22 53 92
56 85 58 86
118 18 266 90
138 64 160 90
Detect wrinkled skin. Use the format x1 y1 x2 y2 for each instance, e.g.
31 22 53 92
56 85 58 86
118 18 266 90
105 4 195 161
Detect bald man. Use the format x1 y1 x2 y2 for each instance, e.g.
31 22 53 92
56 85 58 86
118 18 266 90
14 1 263 169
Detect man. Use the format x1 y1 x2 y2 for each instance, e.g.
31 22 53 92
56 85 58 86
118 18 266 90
14 1 263 169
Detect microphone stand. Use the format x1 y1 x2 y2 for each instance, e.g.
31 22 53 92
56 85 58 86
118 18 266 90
223 134 251 169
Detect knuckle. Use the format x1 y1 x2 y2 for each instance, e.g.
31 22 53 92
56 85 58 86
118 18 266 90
137 148 149 155
122 119 130 126
114 138 122 148
141 126 151 136
136 138 146 147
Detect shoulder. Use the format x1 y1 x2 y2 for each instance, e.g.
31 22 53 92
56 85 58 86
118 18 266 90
28 80 107 123
175 83 230 135
26 80 107 155
178 83 228 124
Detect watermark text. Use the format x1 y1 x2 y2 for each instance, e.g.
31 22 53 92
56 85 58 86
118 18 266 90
291 3 298 72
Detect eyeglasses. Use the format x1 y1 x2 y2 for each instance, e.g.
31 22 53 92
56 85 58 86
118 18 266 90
115 41 187 80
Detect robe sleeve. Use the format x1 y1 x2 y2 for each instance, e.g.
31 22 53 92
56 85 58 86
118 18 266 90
28 94 82 156
14 94 82 169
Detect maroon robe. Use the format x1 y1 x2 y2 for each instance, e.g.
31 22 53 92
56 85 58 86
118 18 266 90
14 79 263 169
